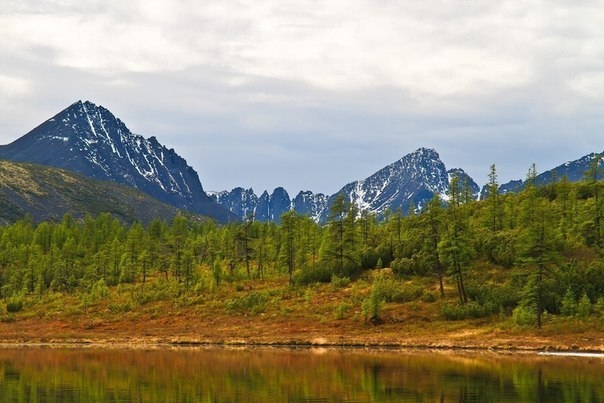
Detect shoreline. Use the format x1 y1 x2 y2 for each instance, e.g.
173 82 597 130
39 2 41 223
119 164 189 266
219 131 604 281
0 336 603 354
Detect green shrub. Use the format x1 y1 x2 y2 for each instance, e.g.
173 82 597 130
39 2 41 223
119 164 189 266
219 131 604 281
6 296 24 313
108 301 133 313
334 302 351 320
212 260 223 286
595 297 604 316
512 305 537 327
225 291 269 315
362 280 384 323
373 274 424 303
90 278 109 302
421 292 437 303
465 282 518 310
577 293 592 319
293 265 332 285
441 301 499 321
560 288 576 316
330 274 351 289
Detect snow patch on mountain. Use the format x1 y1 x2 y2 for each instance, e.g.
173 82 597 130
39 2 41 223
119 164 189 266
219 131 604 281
213 148 480 223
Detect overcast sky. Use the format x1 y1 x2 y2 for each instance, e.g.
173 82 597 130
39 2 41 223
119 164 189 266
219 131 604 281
1 1 604 195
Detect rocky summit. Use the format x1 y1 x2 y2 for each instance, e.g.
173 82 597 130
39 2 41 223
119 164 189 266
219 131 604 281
0 101 233 223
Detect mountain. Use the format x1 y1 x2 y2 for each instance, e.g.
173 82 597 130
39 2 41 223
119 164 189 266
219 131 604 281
498 152 603 194
212 148 479 223
0 160 203 225
255 187 292 223
209 187 328 224
320 148 479 221
0 101 234 223
209 187 258 220
292 191 329 222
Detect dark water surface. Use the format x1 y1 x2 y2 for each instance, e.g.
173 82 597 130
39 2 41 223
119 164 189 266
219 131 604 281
0 345 602 402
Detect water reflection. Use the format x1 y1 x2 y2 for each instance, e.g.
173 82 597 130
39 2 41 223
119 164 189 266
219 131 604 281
0 346 602 402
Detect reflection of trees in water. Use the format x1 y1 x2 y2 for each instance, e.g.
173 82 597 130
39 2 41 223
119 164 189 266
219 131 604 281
0 348 601 402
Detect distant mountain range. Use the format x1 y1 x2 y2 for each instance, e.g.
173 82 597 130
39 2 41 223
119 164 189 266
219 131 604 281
498 152 603 194
0 100 601 225
211 148 603 223
210 148 480 223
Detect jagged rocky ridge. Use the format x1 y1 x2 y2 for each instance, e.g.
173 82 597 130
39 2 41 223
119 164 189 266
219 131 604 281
0 101 234 223
210 187 329 224
211 148 480 223
215 149 604 224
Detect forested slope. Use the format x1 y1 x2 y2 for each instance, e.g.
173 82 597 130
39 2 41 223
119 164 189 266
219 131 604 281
0 163 603 335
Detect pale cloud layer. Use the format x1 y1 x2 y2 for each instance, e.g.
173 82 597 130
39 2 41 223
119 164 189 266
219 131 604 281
1 0 604 194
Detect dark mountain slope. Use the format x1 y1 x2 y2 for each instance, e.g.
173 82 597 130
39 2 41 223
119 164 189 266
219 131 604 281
0 160 203 225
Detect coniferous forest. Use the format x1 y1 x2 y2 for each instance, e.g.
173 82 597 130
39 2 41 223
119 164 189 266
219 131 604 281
1 163 604 333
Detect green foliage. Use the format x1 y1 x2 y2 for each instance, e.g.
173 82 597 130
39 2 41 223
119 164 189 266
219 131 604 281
465 282 518 312
108 301 134 314
212 260 223 287
480 230 517 268
6 295 24 313
577 293 592 319
1 166 604 326
225 291 270 315
135 278 183 305
512 304 537 327
293 265 333 285
441 301 498 321
334 302 351 320
595 297 604 316
90 279 109 302
361 284 384 323
371 273 424 303
330 274 351 289
560 288 576 316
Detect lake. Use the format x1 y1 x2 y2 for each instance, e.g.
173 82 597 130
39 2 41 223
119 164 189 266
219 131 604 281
0 345 602 402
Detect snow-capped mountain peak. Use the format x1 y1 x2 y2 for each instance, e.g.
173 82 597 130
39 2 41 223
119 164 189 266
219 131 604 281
0 100 233 222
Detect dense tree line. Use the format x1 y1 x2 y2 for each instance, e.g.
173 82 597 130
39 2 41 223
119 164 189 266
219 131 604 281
1 162 604 326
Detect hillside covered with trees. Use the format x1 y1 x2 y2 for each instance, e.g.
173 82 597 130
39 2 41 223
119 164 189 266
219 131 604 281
1 161 604 345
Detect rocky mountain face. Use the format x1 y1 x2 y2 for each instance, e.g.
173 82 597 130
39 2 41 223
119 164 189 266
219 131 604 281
0 101 233 223
319 148 479 222
212 148 480 223
498 152 603 194
209 187 329 224
213 148 604 224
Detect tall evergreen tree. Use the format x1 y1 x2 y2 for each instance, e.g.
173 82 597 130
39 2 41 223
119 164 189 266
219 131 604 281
423 195 446 297
583 154 603 248
439 174 470 304
280 211 297 286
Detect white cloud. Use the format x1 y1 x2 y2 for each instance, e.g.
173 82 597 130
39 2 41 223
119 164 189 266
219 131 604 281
2 0 604 193
0 0 546 96
2 0 603 102
0 75 32 98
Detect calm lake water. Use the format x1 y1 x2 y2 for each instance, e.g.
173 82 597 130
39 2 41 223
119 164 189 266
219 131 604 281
0 346 602 402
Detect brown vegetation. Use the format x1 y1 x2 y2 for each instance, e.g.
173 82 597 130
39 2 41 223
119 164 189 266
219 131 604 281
0 273 602 352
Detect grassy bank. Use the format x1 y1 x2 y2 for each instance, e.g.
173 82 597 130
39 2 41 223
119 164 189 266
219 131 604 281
1 269 602 352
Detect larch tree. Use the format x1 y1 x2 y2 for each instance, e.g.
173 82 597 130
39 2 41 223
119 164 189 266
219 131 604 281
439 174 471 304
